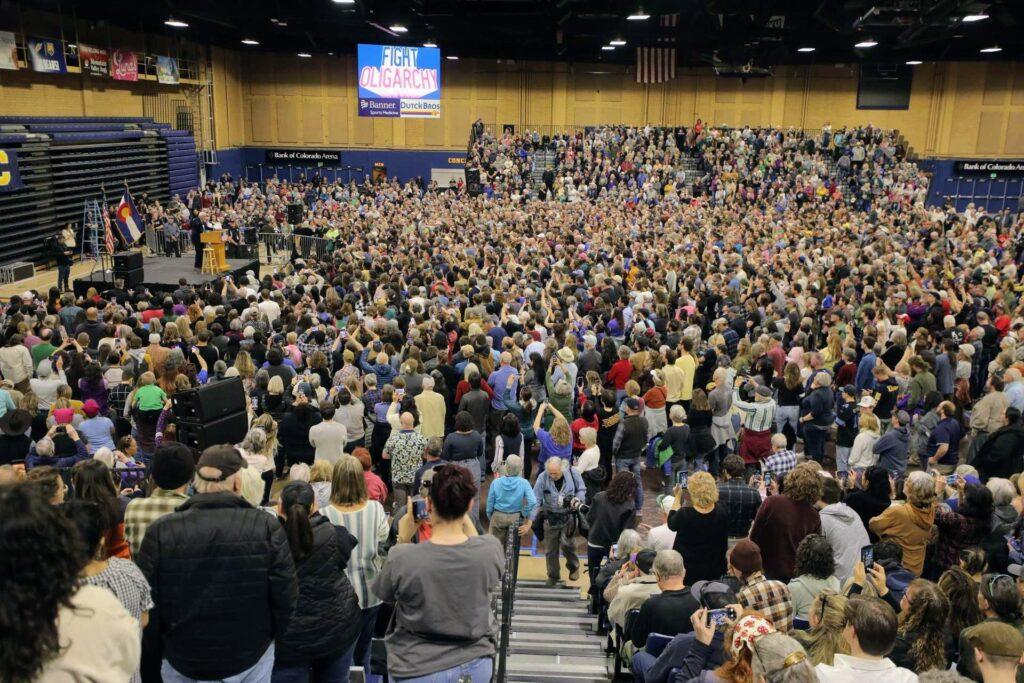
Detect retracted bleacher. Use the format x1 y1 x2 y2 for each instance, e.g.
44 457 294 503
0 116 198 266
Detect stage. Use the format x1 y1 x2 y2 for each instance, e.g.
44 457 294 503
73 254 261 297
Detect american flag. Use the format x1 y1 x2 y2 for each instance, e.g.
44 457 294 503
102 205 117 254
636 13 678 84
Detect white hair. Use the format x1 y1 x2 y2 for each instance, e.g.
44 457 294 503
35 437 55 457
422 375 435 390
93 447 114 468
193 471 239 494
987 478 1016 506
504 454 523 477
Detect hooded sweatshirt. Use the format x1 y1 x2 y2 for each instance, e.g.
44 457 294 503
869 501 936 576
873 425 910 473
819 502 870 583
788 574 841 620
485 475 537 519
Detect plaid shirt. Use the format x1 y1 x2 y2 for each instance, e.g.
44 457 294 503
297 332 334 371
718 479 762 537
762 449 798 480
108 382 134 418
124 489 189 556
737 571 794 633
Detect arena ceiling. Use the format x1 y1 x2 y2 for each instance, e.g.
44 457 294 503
51 0 1024 68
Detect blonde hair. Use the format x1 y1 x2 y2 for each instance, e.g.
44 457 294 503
330 454 368 506
579 427 597 448
625 380 640 397
549 416 571 447
688 471 719 508
268 375 284 395
234 350 256 379
251 413 279 458
139 371 156 386
859 413 881 434
310 459 333 483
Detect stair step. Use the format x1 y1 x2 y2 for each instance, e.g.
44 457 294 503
506 657 610 677
512 617 598 632
513 605 592 617
511 630 602 643
510 640 606 655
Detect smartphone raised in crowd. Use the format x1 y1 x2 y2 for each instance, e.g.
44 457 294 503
676 471 688 488
706 607 738 627
412 497 430 521
860 545 874 568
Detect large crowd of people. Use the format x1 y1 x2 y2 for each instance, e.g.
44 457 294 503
2 119 1024 683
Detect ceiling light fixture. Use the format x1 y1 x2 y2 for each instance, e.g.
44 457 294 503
446 55 459 60
627 8 650 21
980 45 1002 53
332 0 356 4
854 39 878 48
905 60 922 65
610 37 626 46
389 24 408 33
423 41 437 48
797 46 815 52
164 17 189 28
602 45 615 51
963 13 989 22
241 38 259 45
297 52 312 58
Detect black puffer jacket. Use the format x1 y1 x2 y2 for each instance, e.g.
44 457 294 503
135 492 298 680
276 514 361 665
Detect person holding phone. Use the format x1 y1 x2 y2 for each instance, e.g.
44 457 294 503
668 471 729 584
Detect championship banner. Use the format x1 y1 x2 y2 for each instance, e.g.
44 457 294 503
156 56 179 84
27 38 66 73
0 31 17 70
78 44 108 77
357 44 441 119
0 149 24 192
110 49 138 81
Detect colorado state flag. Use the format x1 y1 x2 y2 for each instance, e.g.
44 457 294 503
114 188 143 245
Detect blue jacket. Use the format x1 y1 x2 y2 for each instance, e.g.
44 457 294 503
855 352 877 391
873 425 910 473
359 349 397 387
486 475 537 518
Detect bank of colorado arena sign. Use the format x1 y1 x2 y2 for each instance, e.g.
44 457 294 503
954 160 1024 177
357 44 441 119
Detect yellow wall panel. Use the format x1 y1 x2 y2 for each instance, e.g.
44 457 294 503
983 63 1011 107
302 99 324 143
276 99 301 143
1005 112 1024 155
325 100 349 145
474 69 497 100
352 114 374 146
249 98 274 143
373 118 394 147
976 110 1005 154
423 119 445 146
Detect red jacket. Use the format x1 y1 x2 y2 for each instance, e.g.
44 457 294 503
605 359 633 390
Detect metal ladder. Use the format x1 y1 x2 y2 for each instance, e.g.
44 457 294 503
80 199 104 259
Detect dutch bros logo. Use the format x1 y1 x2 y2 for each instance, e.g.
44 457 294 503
0 150 11 188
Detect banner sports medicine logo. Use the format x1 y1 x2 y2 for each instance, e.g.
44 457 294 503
357 44 441 119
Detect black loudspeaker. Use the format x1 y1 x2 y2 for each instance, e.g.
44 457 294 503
287 203 304 224
176 411 249 452
121 267 144 289
114 250 143 273
171 376 246 422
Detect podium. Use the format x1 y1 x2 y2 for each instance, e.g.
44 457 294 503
200 230 230 273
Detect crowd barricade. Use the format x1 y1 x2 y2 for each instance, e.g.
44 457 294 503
257 232 333 264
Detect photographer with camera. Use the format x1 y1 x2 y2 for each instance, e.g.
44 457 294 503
531 456 587 586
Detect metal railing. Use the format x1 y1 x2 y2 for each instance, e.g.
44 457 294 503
258 231 334 264
493 520 523 683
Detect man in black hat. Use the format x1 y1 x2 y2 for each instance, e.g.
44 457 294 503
136 444 298 683
0 409 33 466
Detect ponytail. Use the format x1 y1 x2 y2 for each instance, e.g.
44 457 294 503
283 503 314 562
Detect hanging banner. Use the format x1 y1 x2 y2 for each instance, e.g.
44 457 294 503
78 44 108 77
27 38 66 73
110 49 138 81
954 160 1024 178
0 31 17 70
156 56 179 84
0 149 24 192
357 44 441 118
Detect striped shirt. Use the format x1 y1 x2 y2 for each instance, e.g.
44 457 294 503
732 390 776 432
321 501 389 609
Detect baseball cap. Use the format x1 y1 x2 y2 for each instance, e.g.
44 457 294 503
858 395 877 408
1008 564 1024 578
964 621 1024 658
195 444 245 482
751 634 809 679
624 397 641 410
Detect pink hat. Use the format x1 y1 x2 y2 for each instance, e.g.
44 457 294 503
82 399 100 417
53 407 75 425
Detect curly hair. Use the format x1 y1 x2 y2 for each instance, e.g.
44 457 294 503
794 534 835 579
784 463 824 504
898 579 949 673
688 471 720 509
0 484 85 682
548 416 571 447
606 471 637 506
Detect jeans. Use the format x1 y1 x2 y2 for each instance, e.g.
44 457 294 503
803 425 826 464
394 656 493 683
835 446 851 475
587 544 609 591
631 651 657 683
162 644 274 683
615 458 644 511
354 605 380 677
776 405 800 448
271 641 355 683
57 263 70 291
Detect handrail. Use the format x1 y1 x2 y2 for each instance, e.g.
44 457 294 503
494 519 522 683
